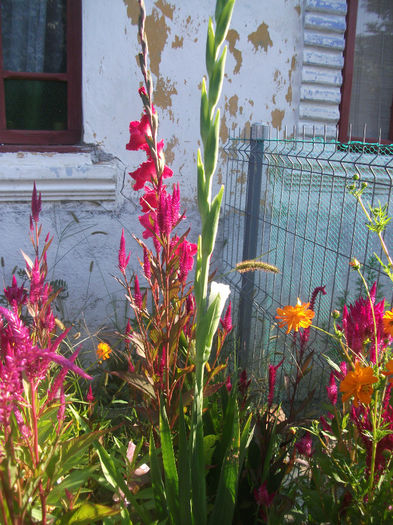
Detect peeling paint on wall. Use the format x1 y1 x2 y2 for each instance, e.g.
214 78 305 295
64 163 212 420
172 35 184 48
226 94 239 117
285 86 292 104
295 4 301 16
271 109 285 130
248 23 272 53
165 136 179 164
123 0 139 25
155 0 175 20
155 76 177 110
226 29 243 74
145 9 170 77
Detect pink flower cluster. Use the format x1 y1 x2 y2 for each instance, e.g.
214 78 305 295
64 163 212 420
0 186 92 432
340 282 389 363
121 87 197 284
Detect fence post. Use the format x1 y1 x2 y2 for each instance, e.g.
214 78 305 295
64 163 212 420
237 122 269 368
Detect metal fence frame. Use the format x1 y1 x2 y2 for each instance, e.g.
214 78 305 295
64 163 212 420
221 124 393 410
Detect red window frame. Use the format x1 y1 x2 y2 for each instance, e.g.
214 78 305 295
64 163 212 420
0 0 82 147
339 0 393 144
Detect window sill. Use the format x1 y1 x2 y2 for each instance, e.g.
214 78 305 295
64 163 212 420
0 146 118 202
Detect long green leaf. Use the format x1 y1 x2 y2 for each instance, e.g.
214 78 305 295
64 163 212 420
209 400 240 525
149 432 166 517
159 403 180 524
178 397 192 525
58 429 103 477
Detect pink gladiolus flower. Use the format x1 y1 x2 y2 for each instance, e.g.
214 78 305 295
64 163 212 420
220 301 233 333
31 182 42 224
225 375 232 393
296 432 313 457
118 229 131 273
130 159 157 190
268 358 284 407
134 275 142 309
327 371 338 405
140 185 159 212
4 275 27 307
126 114 152 152
139 210 157 239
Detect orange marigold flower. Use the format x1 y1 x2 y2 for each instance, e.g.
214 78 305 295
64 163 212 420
382 359 393 384
383 310 393 338
97 342 112 361
276 299 314 334
339 361 378 407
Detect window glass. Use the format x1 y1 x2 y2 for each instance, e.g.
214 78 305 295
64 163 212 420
5 79 67 130
348 0 393 139
1 0 66 74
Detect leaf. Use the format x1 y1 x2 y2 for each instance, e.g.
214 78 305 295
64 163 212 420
215 0 235 50
112 371 155 399
149 431 166 516
159 403 180 523
178 397 192 525
209 398 240 525
58 430 104 478
57 503 119 524
205 18 216 78
204 109 220 180
47 468 96 506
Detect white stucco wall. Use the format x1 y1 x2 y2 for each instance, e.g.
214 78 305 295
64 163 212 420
0 0 305 345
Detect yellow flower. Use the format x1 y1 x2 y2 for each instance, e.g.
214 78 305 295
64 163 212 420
276 299 314 334
97 342 112 361
339 361 378 407
383 310 393 337
382 359 393 384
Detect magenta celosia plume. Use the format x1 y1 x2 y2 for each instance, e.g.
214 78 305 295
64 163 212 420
340 283 388 363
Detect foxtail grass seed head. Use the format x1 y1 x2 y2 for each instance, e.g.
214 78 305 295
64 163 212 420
236 259 280 274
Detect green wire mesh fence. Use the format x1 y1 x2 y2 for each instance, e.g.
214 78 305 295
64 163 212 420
221 124 393 414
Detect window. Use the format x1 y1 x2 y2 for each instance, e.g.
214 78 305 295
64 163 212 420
339 0 393 144
0 0 81 146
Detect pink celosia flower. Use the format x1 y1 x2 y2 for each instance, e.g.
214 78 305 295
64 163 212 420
295 432 313 457
320 413 334 432
134 275 142 309
176 239 197 283
340 283 388 363
4 275 27 307
143 246 151 280
118 229 131 273
29 258 45 303
327 371 338 405
220 301 233 333
239 369 251 397
171 183 181 226
225 375 232 393
268 358 284 407
157 190 173 236
31 181 42 224
86 384 95 404
254 481 275 507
